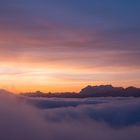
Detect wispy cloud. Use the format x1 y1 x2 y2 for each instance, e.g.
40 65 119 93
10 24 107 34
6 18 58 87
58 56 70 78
0 0 140 91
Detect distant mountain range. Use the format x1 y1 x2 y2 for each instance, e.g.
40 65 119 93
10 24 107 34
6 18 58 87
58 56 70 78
21 85 140 98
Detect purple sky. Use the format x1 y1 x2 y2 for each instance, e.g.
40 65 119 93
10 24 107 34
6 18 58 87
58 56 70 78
0 0 140 92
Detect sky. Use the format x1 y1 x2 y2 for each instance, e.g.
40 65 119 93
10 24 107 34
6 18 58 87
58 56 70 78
0 0 140 93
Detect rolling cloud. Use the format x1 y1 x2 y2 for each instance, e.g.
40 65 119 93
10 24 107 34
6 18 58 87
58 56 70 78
0 90 140 140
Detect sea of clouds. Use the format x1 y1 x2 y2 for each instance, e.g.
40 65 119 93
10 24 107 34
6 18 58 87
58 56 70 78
0 90 140 140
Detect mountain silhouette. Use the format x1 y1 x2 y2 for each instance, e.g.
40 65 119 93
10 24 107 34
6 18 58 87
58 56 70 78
21 85 140 98
79 85 140 97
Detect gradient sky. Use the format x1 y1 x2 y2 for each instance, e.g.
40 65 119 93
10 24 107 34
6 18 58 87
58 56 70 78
0 0 140 93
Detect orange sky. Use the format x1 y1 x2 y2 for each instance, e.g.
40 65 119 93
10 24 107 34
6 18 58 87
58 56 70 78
0 27 140 93
0 60 139 93
0 1 140 93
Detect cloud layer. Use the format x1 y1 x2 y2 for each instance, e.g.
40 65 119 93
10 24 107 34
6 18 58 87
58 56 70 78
0 90 140 140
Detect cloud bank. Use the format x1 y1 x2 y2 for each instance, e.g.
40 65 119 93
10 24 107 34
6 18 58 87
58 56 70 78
0 90 140 140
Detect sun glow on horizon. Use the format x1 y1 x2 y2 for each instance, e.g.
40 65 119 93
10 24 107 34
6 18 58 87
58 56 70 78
0 0 140 93
0 61 139 94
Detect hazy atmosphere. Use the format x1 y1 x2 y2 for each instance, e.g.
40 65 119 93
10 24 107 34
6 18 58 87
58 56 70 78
0 1 140 140
0 0 140 92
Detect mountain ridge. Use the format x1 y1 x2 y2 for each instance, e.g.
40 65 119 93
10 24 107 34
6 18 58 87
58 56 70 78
21 85 140 98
